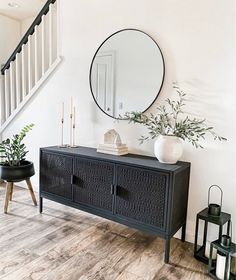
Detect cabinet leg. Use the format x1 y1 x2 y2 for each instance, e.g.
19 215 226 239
39 197 43 213
194 217 199 256
164 238 171 264
181 223 186 242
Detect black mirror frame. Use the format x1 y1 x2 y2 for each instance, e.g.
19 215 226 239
89 28 165 120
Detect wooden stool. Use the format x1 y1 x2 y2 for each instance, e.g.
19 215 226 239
4 178 37 213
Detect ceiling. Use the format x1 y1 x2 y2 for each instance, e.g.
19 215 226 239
0 0 46 21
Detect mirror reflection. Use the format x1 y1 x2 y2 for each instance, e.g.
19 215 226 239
90 29 164 119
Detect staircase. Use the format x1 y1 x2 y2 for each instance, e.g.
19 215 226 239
0 0 61 133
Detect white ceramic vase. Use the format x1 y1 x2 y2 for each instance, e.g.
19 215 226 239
154 135 183 164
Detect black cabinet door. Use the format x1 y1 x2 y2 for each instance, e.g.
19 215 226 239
40 152 73 199
73 157 114 212
116 165 168 230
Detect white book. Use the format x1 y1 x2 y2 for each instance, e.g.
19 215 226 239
98 143 127 149
97 149 128 156
98 144 128 152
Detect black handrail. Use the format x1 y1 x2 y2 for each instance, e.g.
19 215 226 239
1 0 56 75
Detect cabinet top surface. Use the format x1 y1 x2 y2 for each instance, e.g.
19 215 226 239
40 146 190 172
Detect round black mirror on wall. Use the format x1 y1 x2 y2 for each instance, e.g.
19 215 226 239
89 29 165 119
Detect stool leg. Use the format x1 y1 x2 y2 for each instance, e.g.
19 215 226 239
4 182 13 213
25 179 37 206
9 183 14 201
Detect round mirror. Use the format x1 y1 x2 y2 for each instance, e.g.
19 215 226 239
89 29 165 119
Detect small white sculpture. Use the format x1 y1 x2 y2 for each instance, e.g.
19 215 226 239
97 129 128 156
104 129 122 146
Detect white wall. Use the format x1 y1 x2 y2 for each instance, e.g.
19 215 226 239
20 16 35 36
2 0 236 243
0 14 21 66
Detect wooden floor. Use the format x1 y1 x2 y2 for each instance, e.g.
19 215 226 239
0 184 210 280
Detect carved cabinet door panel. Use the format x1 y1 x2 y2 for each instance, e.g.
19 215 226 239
73 157 114 212
40 152 73 199
115 164 169 230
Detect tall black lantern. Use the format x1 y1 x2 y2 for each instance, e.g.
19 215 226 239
194 185 231 264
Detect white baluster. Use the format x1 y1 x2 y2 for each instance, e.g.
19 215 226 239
4 69 10 117
49 4 53 66
28 35 32 91
15 53 21 105
10 61 16 112
34 25 39 83
56 1 60 58
41 15 46 74
21 44 26 97
0 74 6 124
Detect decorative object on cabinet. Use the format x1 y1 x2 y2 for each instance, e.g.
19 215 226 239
0 124 37 213
89 29 165 119
208 226 236 280
59 102 67 148
59 99 78 148
154 135 183 164
124 83 227 163
194 185 231 264
97 129 128 155
39 146 190 263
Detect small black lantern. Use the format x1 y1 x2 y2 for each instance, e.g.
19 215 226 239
208 232 236 280
194 185 231 264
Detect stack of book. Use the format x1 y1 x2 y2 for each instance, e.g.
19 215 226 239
97 143 128 156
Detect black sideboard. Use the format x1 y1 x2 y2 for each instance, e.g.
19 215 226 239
39 146 191 263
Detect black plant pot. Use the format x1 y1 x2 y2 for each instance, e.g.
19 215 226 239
0 161 35 182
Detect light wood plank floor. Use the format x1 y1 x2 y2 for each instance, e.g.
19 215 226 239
0 184 210 280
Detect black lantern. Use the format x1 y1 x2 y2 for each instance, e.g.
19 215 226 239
208 233 236 280
194 185 231 264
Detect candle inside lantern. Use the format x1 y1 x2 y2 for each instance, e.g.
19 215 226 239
216 252 230 280
205 240 217 259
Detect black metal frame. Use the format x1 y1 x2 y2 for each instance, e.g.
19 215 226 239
1 0 56 74
39 146 190 264
194 208 231 264
89 28 165 120
208 240 236 280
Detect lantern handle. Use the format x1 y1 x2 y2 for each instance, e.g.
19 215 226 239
208 185 223 208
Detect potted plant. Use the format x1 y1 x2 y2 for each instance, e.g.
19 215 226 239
0 124 35 181
124 83 226 164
